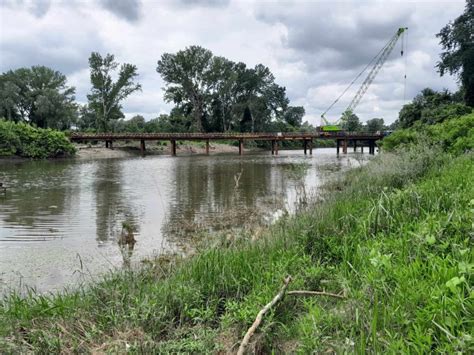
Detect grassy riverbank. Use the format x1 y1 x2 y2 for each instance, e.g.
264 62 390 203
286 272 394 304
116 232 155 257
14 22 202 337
1 112 473 352
1 143 472 352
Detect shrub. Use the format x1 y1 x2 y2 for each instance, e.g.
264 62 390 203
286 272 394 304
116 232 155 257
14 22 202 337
381 113 474 153
0 119 75 158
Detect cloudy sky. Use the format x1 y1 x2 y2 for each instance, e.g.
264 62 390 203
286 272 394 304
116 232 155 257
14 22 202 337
0 0 467 125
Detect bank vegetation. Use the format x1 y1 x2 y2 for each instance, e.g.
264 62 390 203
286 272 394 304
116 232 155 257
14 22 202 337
0 111 472 352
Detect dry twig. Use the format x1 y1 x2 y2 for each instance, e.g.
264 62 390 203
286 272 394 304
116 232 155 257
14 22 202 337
237 276 292 355
287 290 345 299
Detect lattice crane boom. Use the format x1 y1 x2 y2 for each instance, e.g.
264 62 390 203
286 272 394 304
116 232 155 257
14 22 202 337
320 27 407 131
346 27 407 113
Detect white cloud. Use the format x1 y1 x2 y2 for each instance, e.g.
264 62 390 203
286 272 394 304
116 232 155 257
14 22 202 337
0 0 467 124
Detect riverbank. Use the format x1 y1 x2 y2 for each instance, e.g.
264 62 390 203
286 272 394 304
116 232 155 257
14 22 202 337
74 141 243 159
1 144 472 352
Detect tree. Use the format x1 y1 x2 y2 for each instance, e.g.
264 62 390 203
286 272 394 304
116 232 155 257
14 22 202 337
87 52 141 132
341 110 361 131
398 88 470 128
284 106 305 127
0 80 21 121
121 115 146 132
156 46 294 133
77 105 97 131
365 118 385 132
437 0 474 106
157 46 214 132
0 66 77 129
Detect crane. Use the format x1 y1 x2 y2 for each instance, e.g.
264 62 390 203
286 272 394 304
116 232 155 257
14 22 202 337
319 27 408 132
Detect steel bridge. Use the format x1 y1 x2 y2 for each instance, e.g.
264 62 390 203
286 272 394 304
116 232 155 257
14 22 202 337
69 132 383 156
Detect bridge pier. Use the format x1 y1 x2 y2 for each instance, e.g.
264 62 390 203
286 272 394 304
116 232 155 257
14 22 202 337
171 140 177 156
238 140 244 155
70 132 384 157
369 141 375 155
271 140 280 155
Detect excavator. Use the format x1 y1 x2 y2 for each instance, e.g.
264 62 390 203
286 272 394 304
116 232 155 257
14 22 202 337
318 27 408 132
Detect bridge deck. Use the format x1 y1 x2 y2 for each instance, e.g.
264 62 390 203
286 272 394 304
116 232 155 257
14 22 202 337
69 132 384 141
69 132 382 156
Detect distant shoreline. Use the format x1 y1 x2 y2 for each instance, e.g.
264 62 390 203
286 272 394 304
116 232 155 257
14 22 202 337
74 141 244 159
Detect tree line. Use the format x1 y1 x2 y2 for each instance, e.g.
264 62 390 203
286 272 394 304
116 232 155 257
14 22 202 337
0 47 310 134
0 0 472 134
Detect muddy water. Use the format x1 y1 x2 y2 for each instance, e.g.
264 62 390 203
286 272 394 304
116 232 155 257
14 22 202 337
0 149 368 294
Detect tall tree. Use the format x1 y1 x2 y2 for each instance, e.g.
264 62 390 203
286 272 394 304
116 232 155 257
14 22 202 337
0 66 77 129
341 110 362 132
156 46 294 133
157 46 214 132
365 118 385 132
208 56 238 131
437 0 474 106
283 106 305 127
87 52 141 132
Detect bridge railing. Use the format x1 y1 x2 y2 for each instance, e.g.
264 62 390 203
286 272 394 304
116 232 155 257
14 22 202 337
69 131 384 140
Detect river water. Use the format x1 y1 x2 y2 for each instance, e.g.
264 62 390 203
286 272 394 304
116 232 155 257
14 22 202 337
0 149 367 294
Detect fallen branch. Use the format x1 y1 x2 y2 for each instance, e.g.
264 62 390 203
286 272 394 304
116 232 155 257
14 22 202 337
237 276 292 355
287 290 345 299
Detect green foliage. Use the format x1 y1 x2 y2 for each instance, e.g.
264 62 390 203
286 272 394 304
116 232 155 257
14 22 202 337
1 147 471 353
381 113 474 154
428 113 474 154
0 66 77 129
341 110 362 131
156 45 304 133
398 88 471 128
437 0 474 106
365 118 385 132
380 127 420 151
0 119 75 158
87 52 141 132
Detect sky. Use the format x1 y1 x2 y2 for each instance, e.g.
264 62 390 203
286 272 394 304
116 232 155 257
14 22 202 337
0 0 467 125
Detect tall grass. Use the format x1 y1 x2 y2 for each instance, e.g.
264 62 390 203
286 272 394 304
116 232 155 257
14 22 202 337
0 146 472 353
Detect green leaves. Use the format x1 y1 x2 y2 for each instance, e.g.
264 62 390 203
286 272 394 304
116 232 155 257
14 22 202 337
87 52 141 132
156 46 293 133
436 0 474 106
445 276 466 293
0 119 75 158
0 66 77 129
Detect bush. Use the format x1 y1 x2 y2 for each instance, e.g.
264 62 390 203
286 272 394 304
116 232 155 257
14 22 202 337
381 113 474 154
0 119 75 158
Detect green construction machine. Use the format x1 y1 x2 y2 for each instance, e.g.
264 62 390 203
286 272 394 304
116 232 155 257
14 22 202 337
318 27 408 132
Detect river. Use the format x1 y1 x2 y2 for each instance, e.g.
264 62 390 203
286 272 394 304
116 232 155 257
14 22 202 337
0 149 368 294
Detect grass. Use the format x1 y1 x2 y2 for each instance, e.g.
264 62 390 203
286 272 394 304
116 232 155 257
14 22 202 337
0 146 472 353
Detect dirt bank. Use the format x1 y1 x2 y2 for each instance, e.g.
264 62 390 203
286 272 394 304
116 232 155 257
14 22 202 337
74 141 242 159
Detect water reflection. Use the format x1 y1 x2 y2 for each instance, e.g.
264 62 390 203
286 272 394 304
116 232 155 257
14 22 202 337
0 149 369 293
162 157 288 242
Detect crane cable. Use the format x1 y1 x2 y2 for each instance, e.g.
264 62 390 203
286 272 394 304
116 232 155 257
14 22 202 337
320 38 392 121
403 30 408 103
